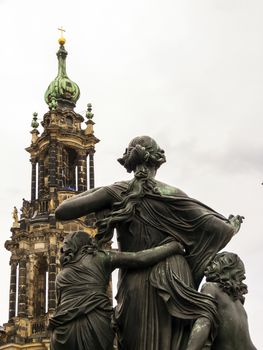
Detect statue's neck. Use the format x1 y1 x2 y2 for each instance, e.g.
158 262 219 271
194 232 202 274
134 165 157 178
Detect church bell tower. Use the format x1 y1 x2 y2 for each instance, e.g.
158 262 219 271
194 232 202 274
0 32 99 349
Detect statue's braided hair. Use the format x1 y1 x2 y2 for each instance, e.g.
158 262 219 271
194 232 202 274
96 136 166 243
117 136 166 173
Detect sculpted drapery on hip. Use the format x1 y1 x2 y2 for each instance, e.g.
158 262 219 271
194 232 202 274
55 136 242 350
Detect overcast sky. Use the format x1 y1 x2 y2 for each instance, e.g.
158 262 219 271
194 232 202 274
0 0 262 347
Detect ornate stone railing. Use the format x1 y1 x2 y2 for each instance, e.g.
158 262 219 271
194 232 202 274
31 318 47 335
39 200 49 213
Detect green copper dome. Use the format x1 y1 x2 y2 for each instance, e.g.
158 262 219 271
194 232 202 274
45 42 80 110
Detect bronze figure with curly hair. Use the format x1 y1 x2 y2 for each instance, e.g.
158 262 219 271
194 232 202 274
186 252 257 350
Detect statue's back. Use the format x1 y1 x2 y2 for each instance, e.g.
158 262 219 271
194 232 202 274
212 287 257 350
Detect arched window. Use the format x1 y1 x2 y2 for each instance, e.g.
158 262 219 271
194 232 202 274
62 147 78 190
34 256 48 318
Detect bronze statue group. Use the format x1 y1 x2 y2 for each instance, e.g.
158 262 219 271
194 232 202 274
49 136 256 350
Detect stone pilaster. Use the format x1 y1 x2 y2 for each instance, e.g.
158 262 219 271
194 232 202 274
48 238 57 311
27 254 36 318
77 152 87 192
31 159 37 201
18 257 27 317
49 141 57 187
88 149 95 189
56 144 63 189
38 158 44 198
9 259 17 320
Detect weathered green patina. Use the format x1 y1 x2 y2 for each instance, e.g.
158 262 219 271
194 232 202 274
44 42 80 110
31 112 39 129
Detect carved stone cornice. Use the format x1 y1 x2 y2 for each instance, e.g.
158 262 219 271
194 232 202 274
5 240 18 252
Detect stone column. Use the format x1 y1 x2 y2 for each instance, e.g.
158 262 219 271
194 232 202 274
9 259 17 320
77 152 87 192
27 254 36 318
89 149 95 189
31 158 37 201
57 144 63 189
49 141 57 187
18 257 27 317
38 158 44 198
48 238 57 311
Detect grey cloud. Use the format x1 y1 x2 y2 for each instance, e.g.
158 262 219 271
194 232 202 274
170 138 263 176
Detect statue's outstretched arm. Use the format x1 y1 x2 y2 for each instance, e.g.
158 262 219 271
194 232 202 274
68 186 102 199
55 187 113 221
109 241 185 270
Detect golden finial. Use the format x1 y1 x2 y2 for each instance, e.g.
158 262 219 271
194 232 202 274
58 26 66 45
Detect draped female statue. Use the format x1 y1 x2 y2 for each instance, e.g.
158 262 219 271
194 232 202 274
49 231 183 350
55 136 242 350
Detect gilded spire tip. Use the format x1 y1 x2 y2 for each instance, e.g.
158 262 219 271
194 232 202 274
58 26 66 45
45 29 80 109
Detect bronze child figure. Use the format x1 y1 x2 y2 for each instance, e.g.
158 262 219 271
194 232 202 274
49 231 184 350
186 252 257 350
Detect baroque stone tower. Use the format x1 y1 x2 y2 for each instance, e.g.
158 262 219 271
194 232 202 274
0 33 99 349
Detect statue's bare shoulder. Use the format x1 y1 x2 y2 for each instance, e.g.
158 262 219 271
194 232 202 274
200 282 218 297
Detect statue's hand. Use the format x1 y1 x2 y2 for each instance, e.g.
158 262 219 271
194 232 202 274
228 214 244 234
160 237 185 255
177 242 186 255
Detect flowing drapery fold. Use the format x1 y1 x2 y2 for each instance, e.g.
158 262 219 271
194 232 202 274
49 253 114 350
106 181 234 350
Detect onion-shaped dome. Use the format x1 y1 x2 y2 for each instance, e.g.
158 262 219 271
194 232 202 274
44 38 80 110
